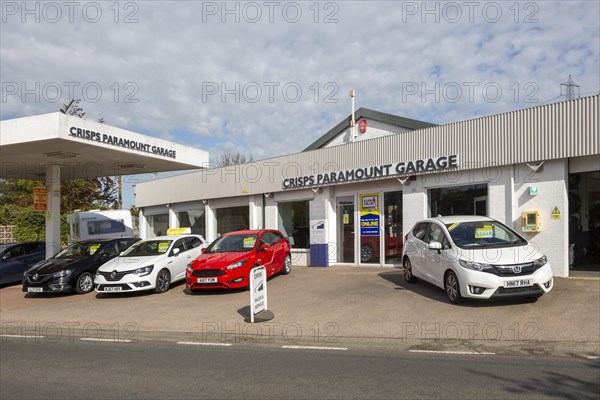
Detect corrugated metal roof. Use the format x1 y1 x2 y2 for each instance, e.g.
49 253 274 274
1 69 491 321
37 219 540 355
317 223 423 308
136 95 599 207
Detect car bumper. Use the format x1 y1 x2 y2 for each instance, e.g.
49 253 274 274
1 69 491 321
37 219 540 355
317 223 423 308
94 274 154 293
186 269 246 290
457 263 554 300
22 275 76 293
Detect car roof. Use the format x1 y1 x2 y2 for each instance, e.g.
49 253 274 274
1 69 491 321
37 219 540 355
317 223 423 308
140 234 203 241
223 230 263 235
73 238 125 244
422 215 496 224
1 241 45 246
222 229 284 236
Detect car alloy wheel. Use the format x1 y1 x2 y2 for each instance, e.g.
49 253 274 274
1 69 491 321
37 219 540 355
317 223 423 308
361 245 374 262
76 272 94 294
155 269 171 293
403 258 417 283
282 254 292 275
445 271 463 304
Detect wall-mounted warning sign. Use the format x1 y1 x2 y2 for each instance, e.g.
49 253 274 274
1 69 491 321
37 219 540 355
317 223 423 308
551 207 561 220
33 187 47 211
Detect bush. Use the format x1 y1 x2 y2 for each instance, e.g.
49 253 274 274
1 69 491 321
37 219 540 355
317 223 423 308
13 208 45 242
12 209 69 246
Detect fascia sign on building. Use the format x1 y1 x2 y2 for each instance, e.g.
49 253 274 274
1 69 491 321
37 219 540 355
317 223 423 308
282 154 459 189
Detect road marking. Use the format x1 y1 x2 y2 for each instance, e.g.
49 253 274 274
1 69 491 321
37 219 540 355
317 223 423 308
410 349 495 355
281 345 348 351
79 338 133 343
586 355 600 360
0 334 45 339
176 341 233 347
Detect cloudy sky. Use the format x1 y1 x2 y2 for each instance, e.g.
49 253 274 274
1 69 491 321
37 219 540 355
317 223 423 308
2 1 599 207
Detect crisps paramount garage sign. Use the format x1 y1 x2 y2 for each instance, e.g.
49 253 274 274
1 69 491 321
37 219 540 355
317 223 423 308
69 126 177 159
282 155 459 189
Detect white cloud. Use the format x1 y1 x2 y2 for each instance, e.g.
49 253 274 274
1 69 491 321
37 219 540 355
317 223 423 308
1 0 599 163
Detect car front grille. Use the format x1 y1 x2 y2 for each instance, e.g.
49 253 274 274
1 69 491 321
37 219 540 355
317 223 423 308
192 282 227 288
496 285 542 294
191 269 225 277
97 271 131 281
491 262 538 277
24 273 52 284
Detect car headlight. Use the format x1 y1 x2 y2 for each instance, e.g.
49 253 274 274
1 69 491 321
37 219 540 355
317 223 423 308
458 259 496 272
133 265 153 276
533 255 548 268
186 264 193 272
225 260 246 270
52 269 73 278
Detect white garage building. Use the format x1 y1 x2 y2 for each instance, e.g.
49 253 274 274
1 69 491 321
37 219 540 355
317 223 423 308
135 95 600 277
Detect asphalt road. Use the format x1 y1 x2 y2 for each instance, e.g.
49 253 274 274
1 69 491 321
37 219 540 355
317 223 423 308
1 337 598 400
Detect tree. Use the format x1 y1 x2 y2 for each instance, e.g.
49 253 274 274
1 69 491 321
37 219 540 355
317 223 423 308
216 151 254 167
0 177 119 244
0 178 118 214
65 99 85 118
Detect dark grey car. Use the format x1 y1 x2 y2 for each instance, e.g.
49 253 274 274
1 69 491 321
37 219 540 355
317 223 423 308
0 242 46 285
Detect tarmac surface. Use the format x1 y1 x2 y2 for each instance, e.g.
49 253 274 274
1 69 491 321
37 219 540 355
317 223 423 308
1 265 599 357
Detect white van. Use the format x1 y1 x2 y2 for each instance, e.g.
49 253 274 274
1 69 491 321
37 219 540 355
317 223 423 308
67 210 137 244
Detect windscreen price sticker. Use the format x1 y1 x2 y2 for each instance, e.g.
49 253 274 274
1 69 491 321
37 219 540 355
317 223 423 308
475 226 494 239
249 266 267 323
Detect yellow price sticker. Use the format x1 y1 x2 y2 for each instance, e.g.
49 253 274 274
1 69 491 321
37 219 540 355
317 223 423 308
89 245 100 255
475 226 494 239
158 242 170 253
243 237 256 249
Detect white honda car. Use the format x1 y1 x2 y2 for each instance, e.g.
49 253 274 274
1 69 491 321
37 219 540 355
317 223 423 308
402 216 553 303
95 235 206 294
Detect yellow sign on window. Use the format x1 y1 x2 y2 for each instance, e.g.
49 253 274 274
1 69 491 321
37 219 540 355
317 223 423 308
89 245 100 255
243 237 256 249
475 226 494 239
158 242 170 253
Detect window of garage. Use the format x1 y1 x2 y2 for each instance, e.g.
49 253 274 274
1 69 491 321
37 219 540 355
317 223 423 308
278 201 309 249
216 206 249 235
177 209 206 238
428 184 488 217
147 213 168 237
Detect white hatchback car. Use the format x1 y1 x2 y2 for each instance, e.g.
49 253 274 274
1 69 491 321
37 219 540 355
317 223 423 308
402 216 553 303
94 235 206 294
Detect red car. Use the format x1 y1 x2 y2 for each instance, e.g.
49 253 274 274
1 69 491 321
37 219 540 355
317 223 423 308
186 229 291 290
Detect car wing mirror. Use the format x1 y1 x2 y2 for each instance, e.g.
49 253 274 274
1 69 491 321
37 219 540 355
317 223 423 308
259 243 270 252
171 248 181 257
428 242 443 251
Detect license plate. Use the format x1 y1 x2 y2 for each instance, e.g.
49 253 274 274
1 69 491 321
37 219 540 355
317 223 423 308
198 277 217 283
504 279 533 288
27 287 43 293
104 286 122 292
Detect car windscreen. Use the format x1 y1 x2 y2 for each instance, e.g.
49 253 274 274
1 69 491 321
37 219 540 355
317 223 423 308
445 221 528 249
205 234 258 253
0 244 11 255
120 240 173 256
54 242 105 259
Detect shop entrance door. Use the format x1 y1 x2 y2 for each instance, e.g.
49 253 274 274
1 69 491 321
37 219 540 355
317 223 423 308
359 193 381 264
337 197 355 263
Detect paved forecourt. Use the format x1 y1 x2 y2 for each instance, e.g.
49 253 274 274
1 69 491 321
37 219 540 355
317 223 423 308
1 266 598 356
